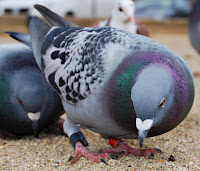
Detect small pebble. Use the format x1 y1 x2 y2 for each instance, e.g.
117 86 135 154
139 157 144 161
108 159 117 166
168 155 176 162
182 140 187 143
10 162 17 167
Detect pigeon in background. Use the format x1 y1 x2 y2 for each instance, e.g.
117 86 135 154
0 43 64 138
188 0 200 77
189 0 200 53
93 0 149 36
9 4 194 163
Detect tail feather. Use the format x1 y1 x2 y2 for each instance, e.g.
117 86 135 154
34 4 78 28
5 32 32 47
29 16 51 70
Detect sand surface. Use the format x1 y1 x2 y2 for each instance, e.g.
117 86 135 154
0 16 200 170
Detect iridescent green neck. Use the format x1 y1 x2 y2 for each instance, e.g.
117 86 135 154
115 63 142 98
106 62 144 131
0 74 12 114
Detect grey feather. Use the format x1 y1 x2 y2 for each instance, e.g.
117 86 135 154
34 4 78 28
29 16 51 70
5 31 31 47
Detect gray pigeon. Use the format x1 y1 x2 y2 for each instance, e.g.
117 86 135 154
0 43 64 138
9 5 195 163
189 0 200 53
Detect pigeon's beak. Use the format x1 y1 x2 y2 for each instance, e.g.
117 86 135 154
138 129 149 147
128 16 134 22
27 112 41 137
136 118 153 147
125 16 134 23
32 120 39 137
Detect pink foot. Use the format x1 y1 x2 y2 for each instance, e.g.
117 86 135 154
0 130 18 139
98 137 162 159
68 142 119 164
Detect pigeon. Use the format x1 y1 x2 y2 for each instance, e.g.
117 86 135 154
189 0 200 53
0 43 64 138
93 0 149 36
9 4 194 163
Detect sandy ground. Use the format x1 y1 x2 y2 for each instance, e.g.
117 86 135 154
0 16 200 170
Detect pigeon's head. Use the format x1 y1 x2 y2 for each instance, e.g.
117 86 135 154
11 69 47 135
131 66 174 147
109 42 193 147
113 0 135 23
107 46 194 147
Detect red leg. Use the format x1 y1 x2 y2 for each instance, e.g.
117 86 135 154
46 118 67 136
98 137 162 159
68 142 115 164
0 130 18 139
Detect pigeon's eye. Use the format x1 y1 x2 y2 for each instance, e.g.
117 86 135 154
159 98 166 108
119 7 123 12
17 98 23 105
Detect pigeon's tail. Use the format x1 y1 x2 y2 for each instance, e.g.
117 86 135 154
34 4 78 28
5 32 32 48
29 16 51 70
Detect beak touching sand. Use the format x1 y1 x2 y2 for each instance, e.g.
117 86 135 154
136 118 153 147
27 112 41 137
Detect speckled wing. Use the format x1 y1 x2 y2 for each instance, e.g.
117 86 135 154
41 27 114 104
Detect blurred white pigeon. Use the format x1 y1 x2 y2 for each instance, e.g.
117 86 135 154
94 0 149 36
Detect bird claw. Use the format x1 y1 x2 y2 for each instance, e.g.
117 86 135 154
119 150 126 155
100 158 107 165
109 153 120 160
69 141 161 163
149 153 154 159
97 149 103 154
69 142 111 163
68 156 73 162
98 140 162 159
155 148 162 154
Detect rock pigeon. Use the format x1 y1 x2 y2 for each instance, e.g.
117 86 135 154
9 4 194 163
94 0 149 36
189 0 200 53
0 43 64 137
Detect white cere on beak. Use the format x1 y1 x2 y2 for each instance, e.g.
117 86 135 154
27 112 41 121
136 118 153 131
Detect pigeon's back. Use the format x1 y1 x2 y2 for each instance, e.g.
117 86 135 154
0 44 38 72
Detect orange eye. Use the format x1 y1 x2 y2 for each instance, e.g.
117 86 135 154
159 98 166 108
119 7 123 12
17 98 23 105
